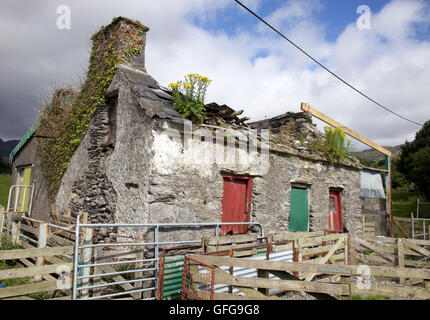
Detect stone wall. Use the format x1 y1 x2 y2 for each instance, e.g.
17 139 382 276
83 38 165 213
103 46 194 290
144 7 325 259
56 98 117 227
252 153 362 235
105 68 154 228
55 65 156 240
54 90 365 241
146 121 363 239
362 197 387 236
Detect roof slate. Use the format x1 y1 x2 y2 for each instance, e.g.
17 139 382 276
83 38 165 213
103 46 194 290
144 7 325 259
118 66 186 124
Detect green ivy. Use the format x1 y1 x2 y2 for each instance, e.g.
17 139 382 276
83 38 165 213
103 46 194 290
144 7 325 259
37 17 147 200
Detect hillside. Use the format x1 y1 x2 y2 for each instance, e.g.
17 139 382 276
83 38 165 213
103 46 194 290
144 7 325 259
0 139 19 160
353 145 402 162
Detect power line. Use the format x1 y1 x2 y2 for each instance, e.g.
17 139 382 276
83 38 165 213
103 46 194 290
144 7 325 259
233 0 424 127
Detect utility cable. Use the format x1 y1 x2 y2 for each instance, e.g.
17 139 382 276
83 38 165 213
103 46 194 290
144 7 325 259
233 0 423 127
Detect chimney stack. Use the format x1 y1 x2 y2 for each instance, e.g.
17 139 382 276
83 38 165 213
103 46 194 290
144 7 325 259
90 17 150 73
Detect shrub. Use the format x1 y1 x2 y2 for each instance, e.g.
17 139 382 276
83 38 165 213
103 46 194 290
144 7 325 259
311 126 352 164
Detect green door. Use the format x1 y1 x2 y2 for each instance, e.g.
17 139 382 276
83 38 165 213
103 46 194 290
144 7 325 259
289 188 309 232
18 167 32 212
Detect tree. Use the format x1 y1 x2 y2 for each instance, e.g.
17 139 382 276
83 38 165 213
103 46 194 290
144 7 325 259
398 120 430 200
0 157 11 175
391 157 410 190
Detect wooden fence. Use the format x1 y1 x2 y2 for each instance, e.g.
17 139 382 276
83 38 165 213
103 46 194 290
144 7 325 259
202 233 259 257
352 235 430 263
0 206 79 300
393 216 412 238
183 253 430 300
392 215 430 240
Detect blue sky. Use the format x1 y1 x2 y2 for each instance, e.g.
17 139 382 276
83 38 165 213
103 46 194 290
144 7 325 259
1 0 430 150
191 0 424 41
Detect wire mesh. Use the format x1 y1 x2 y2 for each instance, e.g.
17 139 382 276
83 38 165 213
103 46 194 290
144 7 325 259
182 256 215 300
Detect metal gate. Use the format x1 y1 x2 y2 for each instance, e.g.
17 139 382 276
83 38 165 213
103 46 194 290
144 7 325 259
412 199 430 239
72 216 264 300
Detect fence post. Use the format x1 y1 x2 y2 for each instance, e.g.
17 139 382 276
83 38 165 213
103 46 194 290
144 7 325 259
340 275 351 300
397 238 405 285
79 211 88 224
0 206 5 240
135 248 144 299
344 234 348 265
50 204 56 217
92 247 102 297
34 222 48 282
81 227 93 299
292 243 298 278
297 238 303 279
11 218 21 245
6 212 12 236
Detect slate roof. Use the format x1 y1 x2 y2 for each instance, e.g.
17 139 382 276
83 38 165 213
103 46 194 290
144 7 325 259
117 65 185 124
116 65 251 127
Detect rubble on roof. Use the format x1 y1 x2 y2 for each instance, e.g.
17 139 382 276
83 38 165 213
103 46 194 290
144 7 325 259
247 111 311 132
203 102 250 128
115 65 334 159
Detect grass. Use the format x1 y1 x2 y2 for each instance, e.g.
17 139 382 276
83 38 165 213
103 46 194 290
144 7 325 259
392 201 417 219
0 236 51 300
0 236 26 287
392 191 430 219
0 174 11 208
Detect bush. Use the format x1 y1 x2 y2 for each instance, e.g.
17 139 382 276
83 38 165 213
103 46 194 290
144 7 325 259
169 73 211 123
311 126 352 164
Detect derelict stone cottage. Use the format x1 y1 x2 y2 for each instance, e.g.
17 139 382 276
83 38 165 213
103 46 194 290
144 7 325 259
8 17 388 239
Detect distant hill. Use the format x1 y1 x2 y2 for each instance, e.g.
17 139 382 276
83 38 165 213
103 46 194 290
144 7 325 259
353 145 403 162
0 139 19 160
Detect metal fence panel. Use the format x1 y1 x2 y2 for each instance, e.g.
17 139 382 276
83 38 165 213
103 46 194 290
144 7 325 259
72 217 264 300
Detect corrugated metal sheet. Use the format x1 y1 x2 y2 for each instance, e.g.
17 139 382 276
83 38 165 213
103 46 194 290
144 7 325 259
360 170 386 199
161 256 184 300
161 249 293 299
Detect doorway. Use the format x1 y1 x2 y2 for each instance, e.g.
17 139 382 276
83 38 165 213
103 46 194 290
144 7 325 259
329 188 343 232
221 175 253 235
289 187 309 232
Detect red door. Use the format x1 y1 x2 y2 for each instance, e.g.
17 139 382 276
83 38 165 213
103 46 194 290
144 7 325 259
328 189 343 233
221 175 253 235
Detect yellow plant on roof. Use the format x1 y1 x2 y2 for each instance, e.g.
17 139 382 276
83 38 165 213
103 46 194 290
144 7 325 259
169 72 212 123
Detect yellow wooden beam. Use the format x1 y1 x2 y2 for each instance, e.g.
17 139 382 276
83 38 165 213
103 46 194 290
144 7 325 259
301 103 392 157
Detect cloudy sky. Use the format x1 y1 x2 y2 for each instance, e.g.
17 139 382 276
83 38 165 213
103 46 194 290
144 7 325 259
1 0 429 151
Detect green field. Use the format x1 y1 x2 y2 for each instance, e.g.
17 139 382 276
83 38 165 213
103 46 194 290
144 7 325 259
392 191 430 219
392 201 416 218
0 174 11 207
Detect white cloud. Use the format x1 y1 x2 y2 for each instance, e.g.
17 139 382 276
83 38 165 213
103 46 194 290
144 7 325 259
0 0 429 149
